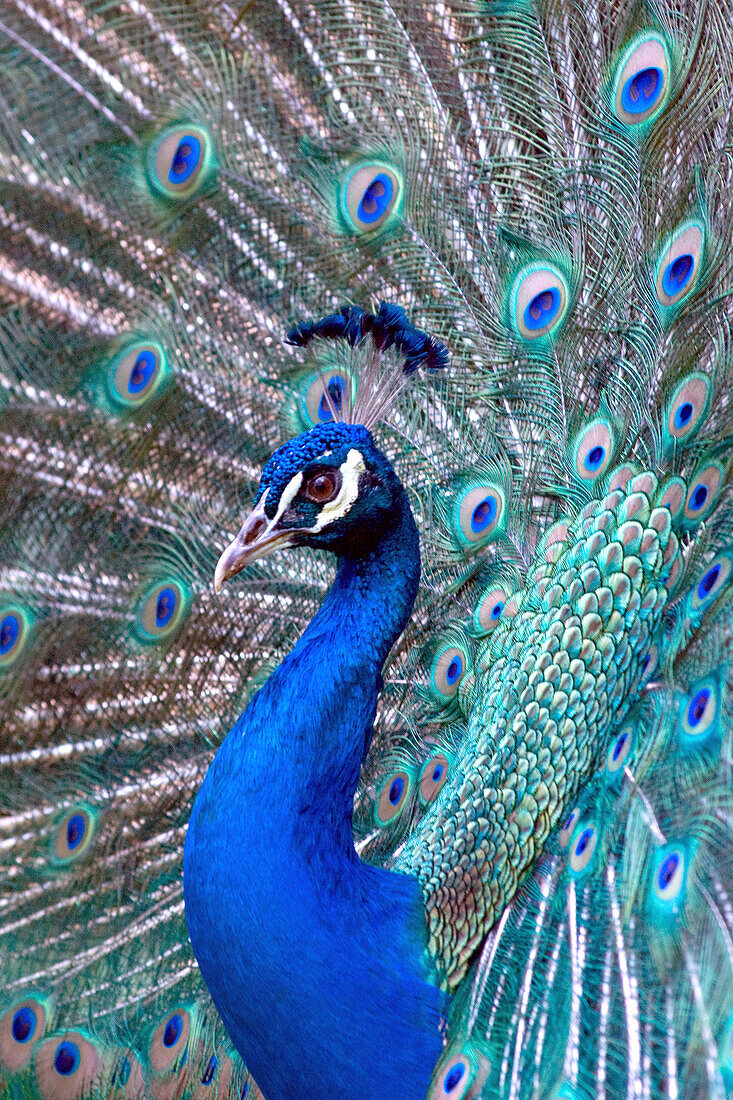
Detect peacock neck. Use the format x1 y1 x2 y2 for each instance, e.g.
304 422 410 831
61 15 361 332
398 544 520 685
184 474 446 1100
258 476 421 830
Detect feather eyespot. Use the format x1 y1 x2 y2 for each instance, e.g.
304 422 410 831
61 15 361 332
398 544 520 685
430 644 469 699
136 579 189 643
418 754 450 805
340 162 403 233
431 1051 474 1099
568 823 598 874
664 372 711 440
53 806 97 863
558 807 580 848
200 1053 218 1085
0 998 49 1071
640 643 659 683
149 1009 191 1075
453 484 506 548
606 723 635 777
651 845 686 905
612 32 671 126
473 586 510 634
509 263 569 340
34 1031 100 1100
683 461 723 523
12 1006 37 1044
655 223 704 309
147 124 214 200
689 552 732 610
108 341 168 411
375 770 413 825
0 604 30 669
680 677 718 741
572 420 614 482
299 371 355 428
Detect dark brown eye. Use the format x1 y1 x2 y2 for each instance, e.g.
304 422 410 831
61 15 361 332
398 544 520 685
303 469 341 503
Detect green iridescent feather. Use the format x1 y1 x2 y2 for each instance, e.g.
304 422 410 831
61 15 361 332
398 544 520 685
1 0 733 1097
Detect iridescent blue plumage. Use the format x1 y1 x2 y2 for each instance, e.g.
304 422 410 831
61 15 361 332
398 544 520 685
184 424 447 1099
1 1 733 1098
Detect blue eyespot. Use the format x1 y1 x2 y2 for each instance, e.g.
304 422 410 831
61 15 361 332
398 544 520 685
0 605 30 669
127 350 156 394
491 601 504 620
115 1057 132 1085
341 162 402 234
687 688 711 728
455 484 505 545
572 420 613 482
658 852 679 891
690 552 732 611
510 263 569 340
147 124 213 200
66 813 86 851
201 1054 218 1084
0 613 19 654
621 67 662 114
523 287 561 331
445 655 464 685
444 1062 465 1091
558 808 579 847
568 823 598 873
54 1041 81 1076
656 225 705 309
576 828 592 855
389 776 405 805
680 676 719 743
155 588 176 628
470 496 498 534
169 134 201 184
106 340 168 411
613 32 670 127
357 173 394 224
674 401 694 428
11 1006 37 1044
584 444 606 472
699 564 721 598
149 1008 192 1074
689 484 708 512
137 579 189 643
375 769 412 824
613 732 628 760
663 255 694 298
683 462 723 523
54 805 96 862
163 1014 183 1048
651 844 687 905
430 640 470 701
317 376 347 422
419 753 450 806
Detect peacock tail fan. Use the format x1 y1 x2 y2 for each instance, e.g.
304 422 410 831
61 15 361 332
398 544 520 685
1 0 732 1097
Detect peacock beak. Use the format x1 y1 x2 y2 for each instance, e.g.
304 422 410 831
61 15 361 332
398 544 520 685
214 490 304 592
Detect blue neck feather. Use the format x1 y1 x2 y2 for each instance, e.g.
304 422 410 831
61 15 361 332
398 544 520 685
184 469 447 1100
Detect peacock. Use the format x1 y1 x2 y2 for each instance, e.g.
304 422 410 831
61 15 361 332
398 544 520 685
1 0 732 1097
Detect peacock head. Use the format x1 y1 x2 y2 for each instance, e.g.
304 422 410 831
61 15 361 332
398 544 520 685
214 421 403 590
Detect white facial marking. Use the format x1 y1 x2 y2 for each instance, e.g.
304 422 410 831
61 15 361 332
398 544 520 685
312 448 366 531
273 471 304 522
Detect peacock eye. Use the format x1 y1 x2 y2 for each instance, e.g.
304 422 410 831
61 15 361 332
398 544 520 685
303 470 342 504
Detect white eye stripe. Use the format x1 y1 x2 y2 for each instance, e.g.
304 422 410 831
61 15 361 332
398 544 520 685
312 448 366 530
274 473 304 521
